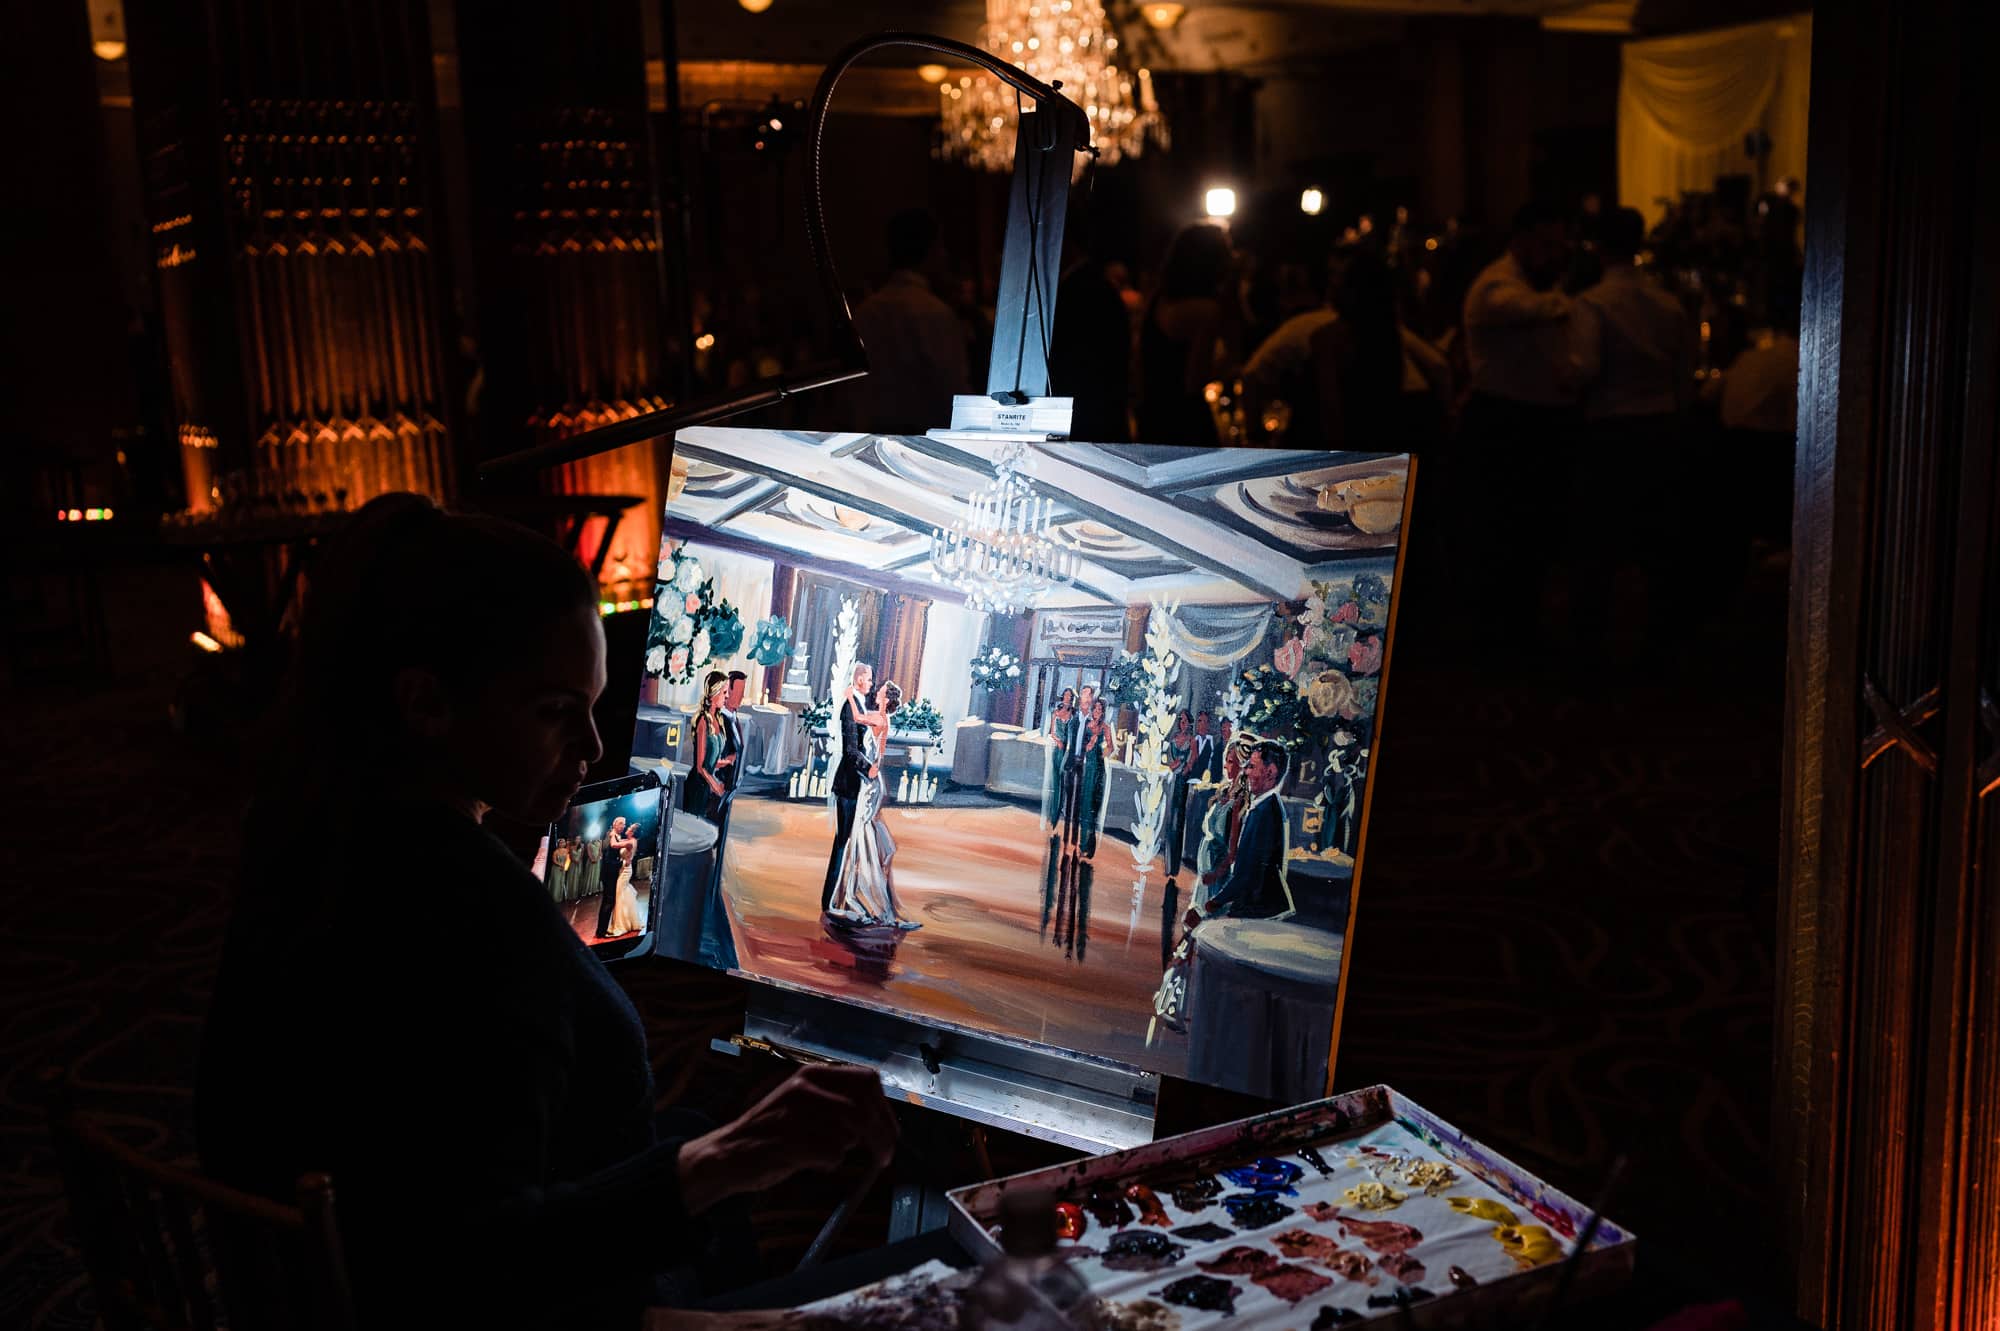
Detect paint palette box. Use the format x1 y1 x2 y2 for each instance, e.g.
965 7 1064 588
947 1085 1634 1328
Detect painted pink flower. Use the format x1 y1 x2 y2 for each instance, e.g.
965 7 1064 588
1274 637 1306 678
1348 635 1383 676
668 646 689 677
685 592 703 616
1331 600 1361 624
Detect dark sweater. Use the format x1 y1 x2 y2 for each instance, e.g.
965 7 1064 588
196 801 694 1330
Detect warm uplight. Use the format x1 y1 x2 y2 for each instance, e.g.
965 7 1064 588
738 0 773 11
1142 3 1185 28
1204 187 1237 219
191 632 223 653
93 39 126 60
1425 237 1439 251
1299 187 1325 216
694 333 716 351
917 63 949 84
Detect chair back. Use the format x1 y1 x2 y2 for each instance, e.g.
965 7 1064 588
43 1068 358 1331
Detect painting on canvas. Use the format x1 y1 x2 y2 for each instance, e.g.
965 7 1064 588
631 434 1411 1102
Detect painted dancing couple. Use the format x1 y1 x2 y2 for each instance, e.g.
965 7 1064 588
1043 684 1111 858
819 662 922 930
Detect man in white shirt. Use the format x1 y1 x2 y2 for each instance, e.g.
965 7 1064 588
1462 200 1594 427
851 209 971 435
1567 207 1695 654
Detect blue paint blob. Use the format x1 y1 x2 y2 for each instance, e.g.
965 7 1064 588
1220 1157 1306 1194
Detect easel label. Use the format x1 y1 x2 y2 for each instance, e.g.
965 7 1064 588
992 407 1032 431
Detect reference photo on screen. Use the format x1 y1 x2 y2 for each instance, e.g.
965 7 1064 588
630 435 1412 1103
541 781 666 948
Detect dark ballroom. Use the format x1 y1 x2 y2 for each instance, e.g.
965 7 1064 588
4 1 1997 1328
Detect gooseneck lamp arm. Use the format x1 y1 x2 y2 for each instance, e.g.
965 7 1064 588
479 31 1093 480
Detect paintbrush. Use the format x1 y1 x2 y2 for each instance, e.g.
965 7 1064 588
797 1161 884 1270
1528 1152 1626 1331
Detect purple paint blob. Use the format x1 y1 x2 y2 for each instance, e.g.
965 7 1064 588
1104 1230 1189 1273
1310 1307 1362 1328
1172 1222 1234 1243
1220 1193 1295 1229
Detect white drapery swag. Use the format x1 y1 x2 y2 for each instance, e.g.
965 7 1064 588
1618 15 1812 229
1154 602 1276 672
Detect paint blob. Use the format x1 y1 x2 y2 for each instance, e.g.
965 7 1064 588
1310 1308 1363 1328
1302 1201 1342 1223
1083 1185 1135 1229
1340 1181 1408 1212
1156 1275 1238 1314
1055 1202 1088 1241
1252 1263 1335 1303
1163 1175 1223 1213
1367 1288 1436 1309
1102 1299 1181 1331
1125 1183 1172 1227
1321 1250 1377 1285
1448 1265 1477 1289
1270 1229 1347 1264
1196 1245 1280 1276
1447 1196 1518 1225
1492 1224 1564 1268
1103 1230 1189 1273
1220 1193 1295 1229
1376 1252 1425 1283
1333 1213 1423 1255
1298 1146 1335 1177
1220 1157 1306 1194
1172 1222 1234 1243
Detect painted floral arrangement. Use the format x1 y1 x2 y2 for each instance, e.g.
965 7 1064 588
748 615 793 668
1103 650 1150 710
799 696 833 736
968 645 1022 690
644 544 743 685
894 697 946 742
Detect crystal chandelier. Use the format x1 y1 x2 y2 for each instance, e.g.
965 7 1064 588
937 0 1167 174
930 442 1080 614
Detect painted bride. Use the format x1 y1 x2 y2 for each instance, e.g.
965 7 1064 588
827 679 922 930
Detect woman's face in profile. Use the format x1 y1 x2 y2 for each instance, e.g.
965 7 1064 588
443 604 607 823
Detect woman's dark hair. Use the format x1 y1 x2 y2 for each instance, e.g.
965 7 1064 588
1060 687 1077 704
1330 249 1404 439
879 680 904 714
1157 223 1232 301
262 493 598 821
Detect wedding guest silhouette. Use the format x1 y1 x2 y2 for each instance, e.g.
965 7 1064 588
819 663 873 912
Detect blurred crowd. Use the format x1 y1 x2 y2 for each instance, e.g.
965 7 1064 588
685 178 1803 668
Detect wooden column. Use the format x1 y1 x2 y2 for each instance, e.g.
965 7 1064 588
1778 1 2000 1325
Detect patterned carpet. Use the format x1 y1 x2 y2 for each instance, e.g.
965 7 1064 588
0 544 1786 1326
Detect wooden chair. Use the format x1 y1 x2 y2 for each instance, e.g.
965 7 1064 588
42 1068 358 1331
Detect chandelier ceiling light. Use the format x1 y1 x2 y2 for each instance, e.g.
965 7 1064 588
937 0 1168 174
930 442 1080 614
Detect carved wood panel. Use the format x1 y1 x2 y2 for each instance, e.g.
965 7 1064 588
1780 1 2000 1325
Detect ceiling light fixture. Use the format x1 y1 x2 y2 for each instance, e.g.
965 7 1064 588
1204 186 1236 219
918 63 950 84
1141 3 1185 28
930 442 1078 615
937 0 1167 174
1299 186 1324 216
738 0 773 12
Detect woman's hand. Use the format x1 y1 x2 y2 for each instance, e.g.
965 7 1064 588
706 773 725 796
676 1064 898 1215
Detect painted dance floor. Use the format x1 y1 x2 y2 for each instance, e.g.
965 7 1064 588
716 797 1192 1076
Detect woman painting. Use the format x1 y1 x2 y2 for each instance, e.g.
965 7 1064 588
1164 710 1196 879
196 494 897 1330
681 673 730 821
1078 697 1111 859
1042 687 1078 832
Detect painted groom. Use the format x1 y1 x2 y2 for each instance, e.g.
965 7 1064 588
819 662 874 913
1187 740 1296 924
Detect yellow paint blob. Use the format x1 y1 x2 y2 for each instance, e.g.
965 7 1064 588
1491 1224 1563 1268
1447 1196 1518 1224
1341 1181 1407 1211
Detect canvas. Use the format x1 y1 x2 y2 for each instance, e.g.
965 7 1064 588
631 433 1412 1103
